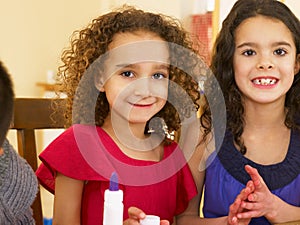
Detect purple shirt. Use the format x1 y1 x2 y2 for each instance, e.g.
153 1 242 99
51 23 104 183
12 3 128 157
203 130 300 225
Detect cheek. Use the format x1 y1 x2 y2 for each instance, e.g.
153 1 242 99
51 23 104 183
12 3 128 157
282 64 297 84
159 98 167 107
286 71 295 88
151 82 169 100
234 71 243 86
104 92 115 109
105 86 123 107
233 59 250 85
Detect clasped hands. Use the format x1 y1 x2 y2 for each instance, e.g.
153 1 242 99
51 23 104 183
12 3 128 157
228 165 278 225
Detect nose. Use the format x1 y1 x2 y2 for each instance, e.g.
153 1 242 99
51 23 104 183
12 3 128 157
133 78 152 97
256 56 274 70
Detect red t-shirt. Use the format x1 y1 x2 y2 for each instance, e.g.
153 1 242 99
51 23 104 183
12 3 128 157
36 124 197 225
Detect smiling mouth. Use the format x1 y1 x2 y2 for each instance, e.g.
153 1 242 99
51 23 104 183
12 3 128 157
252 78 278 85
130 103 153 107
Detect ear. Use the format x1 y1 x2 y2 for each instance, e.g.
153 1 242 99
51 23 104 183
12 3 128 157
94 75 105 92
295 54 300 75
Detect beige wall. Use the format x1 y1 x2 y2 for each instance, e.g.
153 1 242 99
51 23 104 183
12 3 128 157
0 0 190 98
1 0 300 98
0 0 103 97
285 0 300 16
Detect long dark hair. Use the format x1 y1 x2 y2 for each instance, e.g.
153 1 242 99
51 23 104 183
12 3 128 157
204 0 300 154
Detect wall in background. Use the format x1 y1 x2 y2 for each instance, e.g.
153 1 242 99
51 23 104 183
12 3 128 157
285 0 300 17
0 0 191 98
0 0 103 97
1 0 299 98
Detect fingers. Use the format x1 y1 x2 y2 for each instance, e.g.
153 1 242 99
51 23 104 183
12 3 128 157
160 220 170 225
244 165 264 189
246 180 255 193
228 196 242 224
227 165 272 223
237 183 253 203
236 209 259 220
127 206 146 220
228 215 238 225
247 192 257 202
230 197 242 214
123 218 142 225
127 207 169 225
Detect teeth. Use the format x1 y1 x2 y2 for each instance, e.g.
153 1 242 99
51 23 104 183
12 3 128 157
253 78 277 85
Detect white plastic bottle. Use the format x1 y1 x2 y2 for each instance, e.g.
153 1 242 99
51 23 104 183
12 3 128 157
103 172 124 225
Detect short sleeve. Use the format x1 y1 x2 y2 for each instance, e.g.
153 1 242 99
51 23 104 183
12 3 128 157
175 161 197 215
36 125 107 193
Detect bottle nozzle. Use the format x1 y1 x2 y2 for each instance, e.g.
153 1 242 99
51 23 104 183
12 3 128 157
109 172 119 191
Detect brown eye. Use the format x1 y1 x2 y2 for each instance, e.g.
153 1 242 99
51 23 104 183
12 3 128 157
242 49 256 56
121 71 134 78
274 48 287 56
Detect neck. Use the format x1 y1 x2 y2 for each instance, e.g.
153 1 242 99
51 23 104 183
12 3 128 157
102 113 163 152
102 113 147 140
102 116 164 161
243 100 287 129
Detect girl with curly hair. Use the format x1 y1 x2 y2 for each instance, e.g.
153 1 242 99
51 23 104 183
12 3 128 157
36 5 207 225
177 0 300 225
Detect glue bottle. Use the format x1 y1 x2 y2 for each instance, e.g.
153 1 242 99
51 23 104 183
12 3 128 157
103 172 123 225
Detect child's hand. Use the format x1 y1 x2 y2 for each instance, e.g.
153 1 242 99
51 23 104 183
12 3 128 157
124 207 169 225
123 207 146 225
235 165 277 222
228 180 254 225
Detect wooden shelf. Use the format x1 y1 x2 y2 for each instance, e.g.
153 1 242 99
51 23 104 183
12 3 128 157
36 82 57 92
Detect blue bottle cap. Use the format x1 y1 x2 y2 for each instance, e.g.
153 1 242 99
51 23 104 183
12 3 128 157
109 172 119 191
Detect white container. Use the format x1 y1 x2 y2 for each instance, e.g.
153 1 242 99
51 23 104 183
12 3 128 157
103 189 123 225
103 172 124 225
140 215 160 225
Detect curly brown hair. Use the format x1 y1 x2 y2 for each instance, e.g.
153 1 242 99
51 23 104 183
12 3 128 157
203 0 300 154
56 5 206 144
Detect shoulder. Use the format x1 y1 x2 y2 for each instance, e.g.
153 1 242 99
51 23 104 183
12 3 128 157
0 140 10 184
43 124 93 150
37 124 106 182
0 139 36 179
1 139 37 181
0 139 38 215
52 124 104 144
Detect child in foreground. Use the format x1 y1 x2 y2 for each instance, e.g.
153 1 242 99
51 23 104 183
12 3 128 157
36 5 206 225
176 0 300 224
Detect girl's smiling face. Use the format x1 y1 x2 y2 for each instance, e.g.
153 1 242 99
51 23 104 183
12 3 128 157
96 30 170 126
233 15 300 105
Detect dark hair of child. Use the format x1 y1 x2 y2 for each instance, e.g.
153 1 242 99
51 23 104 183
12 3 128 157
0 61 14 146
201 0 300 154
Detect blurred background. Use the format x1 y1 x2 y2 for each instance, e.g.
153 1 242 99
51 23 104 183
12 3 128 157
1 0 299 222
1 0 299 97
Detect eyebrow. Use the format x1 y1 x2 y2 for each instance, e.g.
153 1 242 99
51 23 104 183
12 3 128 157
236 41 293 49
115 63 170 70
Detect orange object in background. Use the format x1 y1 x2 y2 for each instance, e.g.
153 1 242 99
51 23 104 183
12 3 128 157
191 13 213 65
